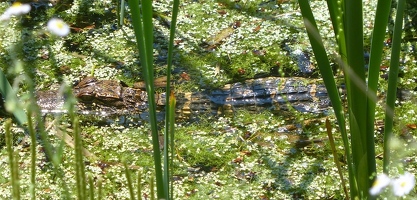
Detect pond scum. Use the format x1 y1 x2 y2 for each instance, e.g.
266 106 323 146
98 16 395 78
1 0 417 199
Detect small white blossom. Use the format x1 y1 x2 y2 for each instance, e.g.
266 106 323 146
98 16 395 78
0 2 31 21
369 173 391 196
0 14 9 21
391 172 415 197
47 18 70 37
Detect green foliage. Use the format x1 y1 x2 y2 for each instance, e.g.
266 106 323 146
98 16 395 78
299 0 408 199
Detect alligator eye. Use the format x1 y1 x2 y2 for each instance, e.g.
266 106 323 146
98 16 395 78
232 21 241 29
76 77 98 88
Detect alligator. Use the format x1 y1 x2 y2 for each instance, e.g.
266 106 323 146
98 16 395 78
35 76 332 120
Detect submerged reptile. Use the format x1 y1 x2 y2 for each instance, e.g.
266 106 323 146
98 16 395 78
36 76 331 119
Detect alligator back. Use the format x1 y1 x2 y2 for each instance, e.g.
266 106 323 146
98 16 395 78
36 77 331 119
174 77 330 119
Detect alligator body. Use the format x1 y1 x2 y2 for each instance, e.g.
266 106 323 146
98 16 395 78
36 76 332 119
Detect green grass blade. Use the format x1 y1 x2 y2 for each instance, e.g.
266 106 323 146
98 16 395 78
127 0 166 198
344 1 374 198
163 0 180 198
74 116 87 199
89 174 95 200
12 151 20 200
383 0 406 174
367 0 393 177
150 173 155 200
326 0 347 61
367 0 393 106
298 1 346 137
141 1 154 71
5 119 20 200
298 1 354 197
168 92 176 199
27 110 36 200
98 177 103 200
124 161 135 200
137 170 142 200
163 96 170 199
344 1 366 146
119 0 126 27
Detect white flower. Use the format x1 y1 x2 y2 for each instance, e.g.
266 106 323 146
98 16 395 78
0 14 9 21
0 2 31 21
391 172 415 197
47 18 70 37
369 173 391 196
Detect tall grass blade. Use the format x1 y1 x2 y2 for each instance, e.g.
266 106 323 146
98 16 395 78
89 174 95 200
344 4 370 196
344 1 377 198
74 116 87 199
163 0 180 198
98 177 103 200
325 0 347 61
124 161 135 200
168 91 176 199
27 110 36 200
383 0 406 173
5 119 20 200
137 170 142 200
366 1 393 155
150 173 155 200
119 0 126 27
363 1 393 187
298 1 354 197
12 151 20 200
127 0 166 198
326 118 349 200
367 0 393 95
302 0 395 198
